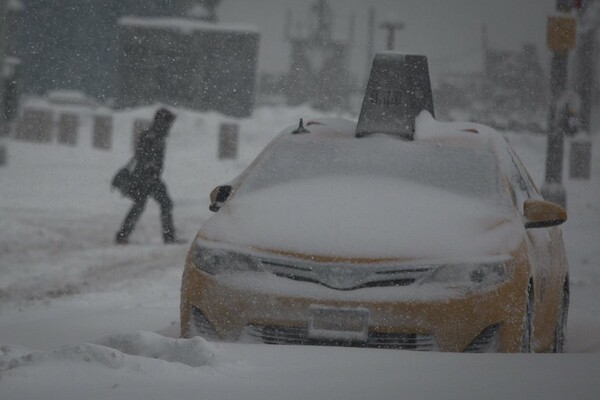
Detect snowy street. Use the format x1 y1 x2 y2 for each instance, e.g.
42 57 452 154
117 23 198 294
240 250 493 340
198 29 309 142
1 105 600 399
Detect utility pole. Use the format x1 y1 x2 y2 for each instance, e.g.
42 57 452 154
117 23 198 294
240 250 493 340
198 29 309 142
366 7 375 73
570 0 594 180
541 0 578 208
379 21 404 51
575 19 595 132
572 0 600 133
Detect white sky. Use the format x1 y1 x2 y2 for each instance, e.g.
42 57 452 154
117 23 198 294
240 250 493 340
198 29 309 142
219 0 560 80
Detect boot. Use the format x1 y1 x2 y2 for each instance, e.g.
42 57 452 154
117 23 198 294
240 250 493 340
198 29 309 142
115 231 129 245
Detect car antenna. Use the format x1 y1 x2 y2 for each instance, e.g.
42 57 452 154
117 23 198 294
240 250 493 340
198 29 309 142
291 118 310 134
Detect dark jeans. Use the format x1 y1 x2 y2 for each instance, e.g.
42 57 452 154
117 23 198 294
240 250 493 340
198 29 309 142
116 180 175 243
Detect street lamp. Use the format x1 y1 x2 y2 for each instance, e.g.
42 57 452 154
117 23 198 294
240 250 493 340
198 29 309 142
379 21 404 51
540 1 578 208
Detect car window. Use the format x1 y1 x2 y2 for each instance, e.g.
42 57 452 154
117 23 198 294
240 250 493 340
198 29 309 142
505 146 541 211
510 148 541 198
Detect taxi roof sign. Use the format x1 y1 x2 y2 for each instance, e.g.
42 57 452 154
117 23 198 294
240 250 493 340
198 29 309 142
356 53 434 140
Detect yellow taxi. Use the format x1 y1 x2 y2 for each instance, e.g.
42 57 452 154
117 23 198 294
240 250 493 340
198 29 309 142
180 112 569 353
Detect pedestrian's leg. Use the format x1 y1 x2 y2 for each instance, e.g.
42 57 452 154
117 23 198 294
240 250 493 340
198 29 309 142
152 181 175 243
115 197 147 244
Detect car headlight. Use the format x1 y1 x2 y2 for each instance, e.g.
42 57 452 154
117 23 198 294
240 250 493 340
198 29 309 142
425 260 512 288
193 245 261 275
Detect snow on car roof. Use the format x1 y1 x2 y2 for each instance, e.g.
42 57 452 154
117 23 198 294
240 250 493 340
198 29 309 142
239 125 500 197
231 112 506 197
269 112 497 149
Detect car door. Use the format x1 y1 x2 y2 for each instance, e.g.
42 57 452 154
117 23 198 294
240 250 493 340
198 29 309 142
506 147 562 341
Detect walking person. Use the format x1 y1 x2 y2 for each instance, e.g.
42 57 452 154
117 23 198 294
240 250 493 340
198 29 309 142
114 108 179 245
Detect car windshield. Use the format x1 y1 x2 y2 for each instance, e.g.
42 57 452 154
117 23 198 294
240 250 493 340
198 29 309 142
237 136 505 201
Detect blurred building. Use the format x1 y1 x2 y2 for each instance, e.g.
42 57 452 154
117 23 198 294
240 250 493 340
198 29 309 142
14 0 259 116
17 0 126 101
116 17 259 117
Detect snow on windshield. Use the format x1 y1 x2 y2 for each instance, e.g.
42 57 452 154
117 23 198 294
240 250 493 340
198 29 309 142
202 131 519 259
237 133 505 201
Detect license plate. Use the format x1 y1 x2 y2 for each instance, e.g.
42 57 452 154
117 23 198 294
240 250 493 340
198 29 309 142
308 306 369 342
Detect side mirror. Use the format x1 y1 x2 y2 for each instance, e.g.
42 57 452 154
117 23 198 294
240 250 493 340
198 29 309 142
209 185 232 212
523 199 567 229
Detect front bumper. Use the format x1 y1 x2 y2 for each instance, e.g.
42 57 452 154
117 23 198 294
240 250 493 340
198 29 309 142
181 260 528 352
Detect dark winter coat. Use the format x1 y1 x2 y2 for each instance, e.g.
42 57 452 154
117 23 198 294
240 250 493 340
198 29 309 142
131 126 169 197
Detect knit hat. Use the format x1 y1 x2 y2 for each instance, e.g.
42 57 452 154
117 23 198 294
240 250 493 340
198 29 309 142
154 108 176 124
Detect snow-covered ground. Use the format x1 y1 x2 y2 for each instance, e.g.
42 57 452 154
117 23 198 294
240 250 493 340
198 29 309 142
1 104 600 399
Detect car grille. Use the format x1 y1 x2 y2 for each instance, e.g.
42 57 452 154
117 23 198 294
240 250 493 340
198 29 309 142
244 324 437 351
259 258 433 291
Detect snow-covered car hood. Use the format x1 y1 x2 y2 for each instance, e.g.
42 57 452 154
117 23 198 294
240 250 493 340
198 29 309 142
200 117 525 261
199 175 524 260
